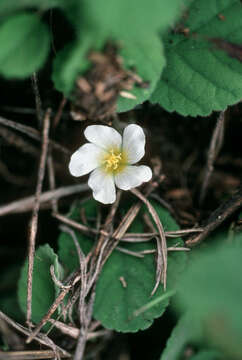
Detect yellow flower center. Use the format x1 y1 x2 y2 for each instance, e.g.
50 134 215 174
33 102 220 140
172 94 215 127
102 148 127 174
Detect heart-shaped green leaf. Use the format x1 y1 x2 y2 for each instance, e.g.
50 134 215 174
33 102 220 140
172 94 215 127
0 13 50 78
151 0 242 116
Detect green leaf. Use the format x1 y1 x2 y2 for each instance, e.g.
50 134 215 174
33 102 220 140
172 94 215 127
189 350 222 360
151 0 242 116
0 0 64 16
117 36 165 113
53 0 183 110
58 199 187 332
18 244 63 325
52 37 95 96
161 313 202 360
52 34 165 110
175 243 242 358
65 0 184 40
0 13 50 78
0 265 23 322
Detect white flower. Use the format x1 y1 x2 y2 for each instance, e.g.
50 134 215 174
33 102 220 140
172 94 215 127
69 124 152 204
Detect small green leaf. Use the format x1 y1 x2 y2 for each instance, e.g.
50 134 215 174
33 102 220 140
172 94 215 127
176 243 242 358
18 244 63 325
0 13 50 78
58 199 187 332
151 0 242 116
160 313 202 360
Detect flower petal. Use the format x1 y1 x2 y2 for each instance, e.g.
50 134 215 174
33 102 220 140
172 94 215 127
122 124 146 164
114 165 152 191
88 168 116 204
84 125 122 151
69 143 106 177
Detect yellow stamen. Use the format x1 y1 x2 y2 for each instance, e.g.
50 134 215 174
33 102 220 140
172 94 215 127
103 149 122 172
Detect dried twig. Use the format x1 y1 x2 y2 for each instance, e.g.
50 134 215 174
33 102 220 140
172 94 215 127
26 271 81 343
0 318 24 350
0 126 39 157
131 188 168 292
187 185 242 247
53 97 67 128
199 111 225 205
47 155 58 213
139 246 190 255
0 184 89 216
0 311 70 359
143 212 163 295
71 193 122 360
27 181 159 357
0 116 70 156
0 160 29 186
116 246 144 258
27 109 51 326
31 72 43 127
122 228 203 241
73 291 96 360
60 226 87 326
0 350 68 360
53 212 202 242
48 319 111 342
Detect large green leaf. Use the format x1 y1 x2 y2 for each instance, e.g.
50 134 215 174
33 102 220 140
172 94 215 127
52 34 165 111
189 351 222 360
175 243 242 359
52 37 96 96
53 0 185 111
0 0 64 16
65 0 185 40
160 314 202 360
151 0 242 116
58 199 187 332
117 36 165 113
0 13 50 78
18 244 63 325
0 265 23 322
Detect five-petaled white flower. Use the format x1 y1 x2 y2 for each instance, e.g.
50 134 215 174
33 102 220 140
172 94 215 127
69 124 152 204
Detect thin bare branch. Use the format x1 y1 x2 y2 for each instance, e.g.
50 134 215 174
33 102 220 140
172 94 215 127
131 188 168 291
0 184 89 216
139 246 190 255
26 271 80 343
0 311 70 358
53 97 67 128
60 226 87 326
143 212 163 296
27 109 51 326
48 319 79 339
199 111 225 205
0 350 68 360
31 72 43 127
50 265 72 290
47 155 58 213
0 126 39 157
0 116 70 156
54 212 202 242
116 246 144 258
187 185 242 246
0 160 29 186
